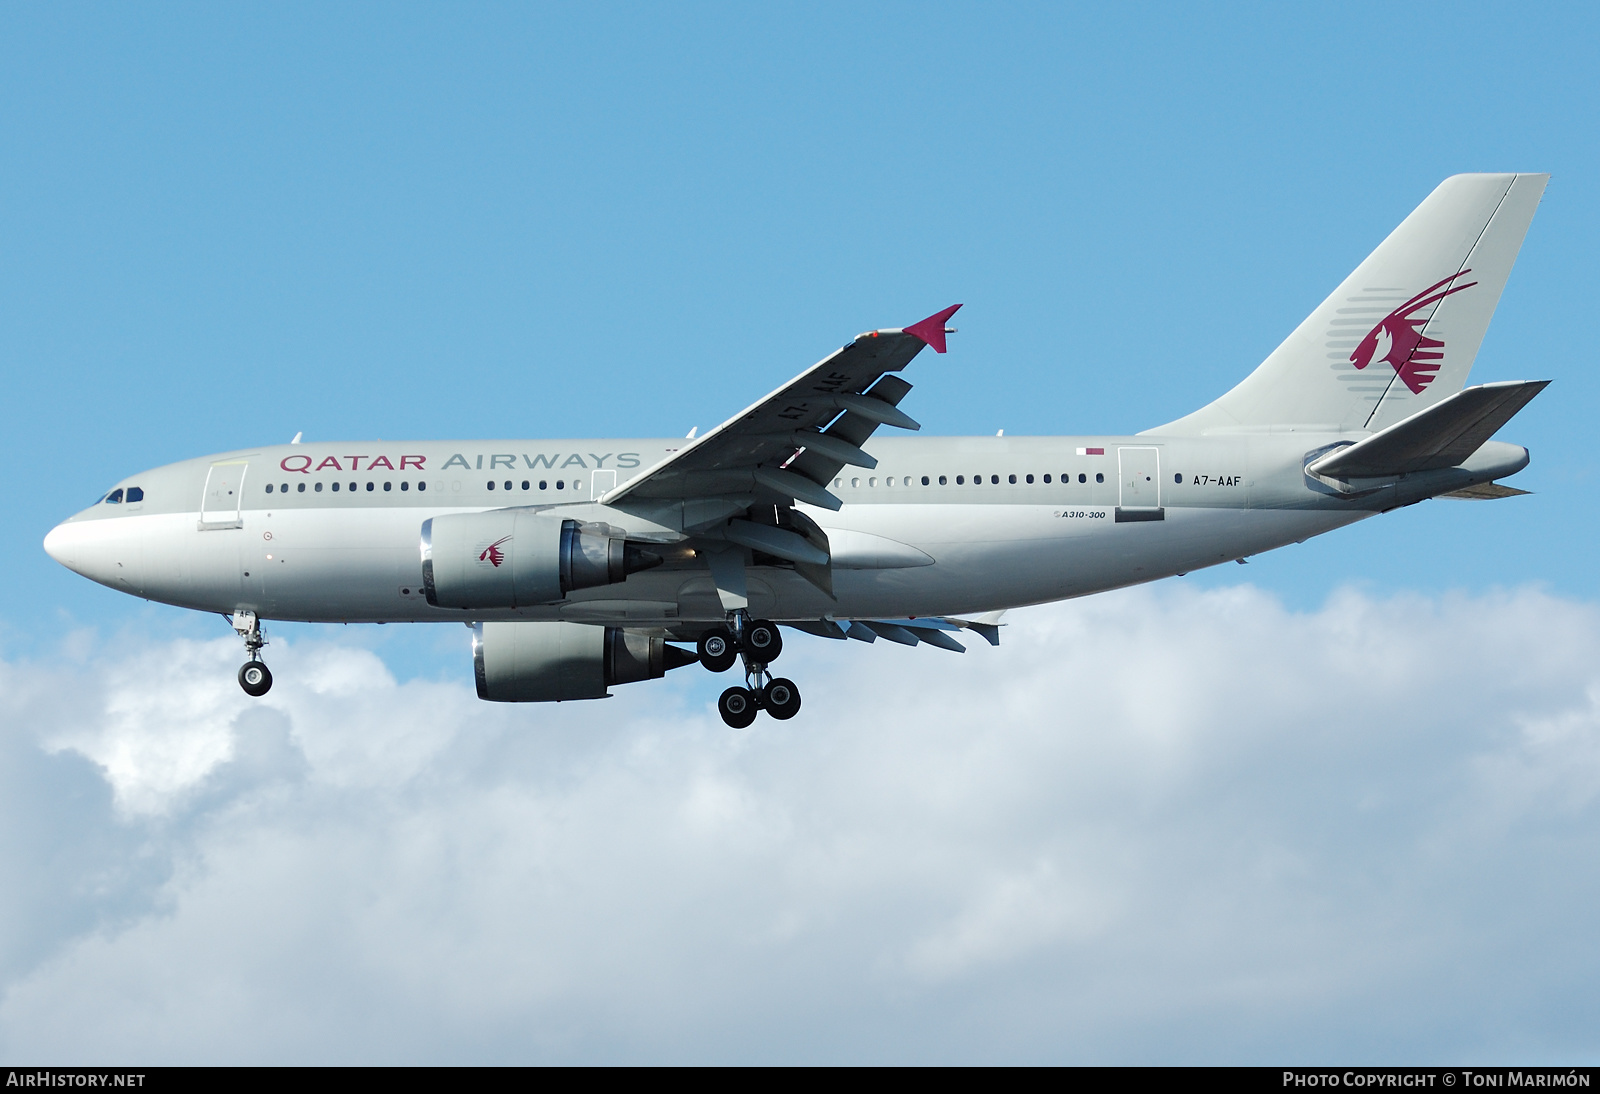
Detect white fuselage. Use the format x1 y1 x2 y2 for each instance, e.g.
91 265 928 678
43 432 1524 628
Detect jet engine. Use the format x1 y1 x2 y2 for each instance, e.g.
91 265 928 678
472 621 697 702
421 511 661 609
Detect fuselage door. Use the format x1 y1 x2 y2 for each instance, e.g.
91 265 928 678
1117 447 1161 509
200 459 248 530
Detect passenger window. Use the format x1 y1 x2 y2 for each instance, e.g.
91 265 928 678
539 481 548 490
1096 473 1104 483
265 484 274 494
488 481 496 490
401 481 409 491
939 475 947 485
868 477 877 488
384 482 392 491
956 476 964 485
522 480 530 490
556 480 565 490
1025 474 1033 484
418 481 427 491
333 482 341 491
106 488 124 504
1043 474 1051 483
366 482 375 492
349 482 357 492
851 477 860 488
1078 473 1086 484
1174 473 1183 484
297 483 306 493
1009 474 1017 484
504 481 512 491
991 475 999 485
316 482 324 492
921 476 929 486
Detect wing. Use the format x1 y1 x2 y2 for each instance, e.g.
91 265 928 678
603 305 961 516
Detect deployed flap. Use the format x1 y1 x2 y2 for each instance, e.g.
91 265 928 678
1149 174 1548 435
602 306 959 511
1307 380 1547 478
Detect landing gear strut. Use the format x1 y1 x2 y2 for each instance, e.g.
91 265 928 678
708 613 801 728
231 610 273 697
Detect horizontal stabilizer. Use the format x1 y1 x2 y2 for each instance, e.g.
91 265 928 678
1307 380 1548 479
1441 481 1533 500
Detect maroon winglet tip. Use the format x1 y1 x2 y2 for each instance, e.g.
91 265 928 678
903 304 963 353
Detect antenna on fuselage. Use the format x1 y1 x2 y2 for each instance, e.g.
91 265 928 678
290 432 303 444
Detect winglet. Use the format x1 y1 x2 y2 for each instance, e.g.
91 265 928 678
903 304 962 354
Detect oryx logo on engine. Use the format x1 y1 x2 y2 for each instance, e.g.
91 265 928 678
478 536 511 568
1350 271 1477 394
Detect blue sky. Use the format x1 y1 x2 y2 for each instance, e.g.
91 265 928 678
2 2 1598 1063
5 2 1596 639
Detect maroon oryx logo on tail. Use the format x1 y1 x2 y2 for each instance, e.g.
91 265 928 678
478 536 511 568
1350 271 1477 394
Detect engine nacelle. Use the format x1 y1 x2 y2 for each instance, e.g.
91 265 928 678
421 510 660 609
472 621 697 702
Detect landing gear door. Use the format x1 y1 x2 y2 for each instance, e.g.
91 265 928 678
200 459 248 530
1116 446 1163 521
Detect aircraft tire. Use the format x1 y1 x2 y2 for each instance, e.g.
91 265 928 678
762 678 801 720
698 628 738 673
718 686 758 729
238 661 273 697
744 620 783 663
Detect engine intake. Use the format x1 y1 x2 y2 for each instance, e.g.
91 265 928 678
473 621 698 702
421 511 661 609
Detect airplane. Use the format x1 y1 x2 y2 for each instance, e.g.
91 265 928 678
44 173 1550 729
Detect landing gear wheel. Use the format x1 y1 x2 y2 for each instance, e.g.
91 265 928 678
744 619 783 662
238 661 273 697
698 627 738 673
762 678 801 720
718 686 759 729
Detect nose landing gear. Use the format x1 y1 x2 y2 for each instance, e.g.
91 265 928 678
238 660 273 697
231 610 273 697
706 614 801 728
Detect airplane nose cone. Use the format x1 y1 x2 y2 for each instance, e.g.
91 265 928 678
43 522 78 570
43 516 146 592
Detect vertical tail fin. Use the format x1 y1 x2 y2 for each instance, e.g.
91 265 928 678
1151 173 1548 435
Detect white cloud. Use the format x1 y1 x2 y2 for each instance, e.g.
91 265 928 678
1 583 1599 1062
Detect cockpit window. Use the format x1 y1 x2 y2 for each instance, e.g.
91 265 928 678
105 488 124 504
126 487 144 503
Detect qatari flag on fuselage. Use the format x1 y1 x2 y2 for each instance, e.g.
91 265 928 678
1076 447 1105 456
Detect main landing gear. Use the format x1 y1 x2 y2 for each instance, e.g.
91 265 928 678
699 614 801 728
231 610 273 697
